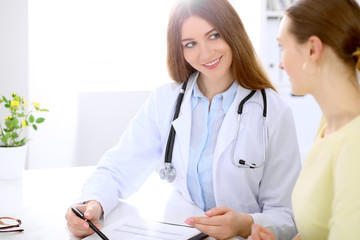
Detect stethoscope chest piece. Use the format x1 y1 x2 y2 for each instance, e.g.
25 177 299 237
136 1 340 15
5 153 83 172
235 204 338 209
159 162 176 183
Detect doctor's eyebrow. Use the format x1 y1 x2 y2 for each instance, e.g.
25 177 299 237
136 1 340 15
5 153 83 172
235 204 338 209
181 28 217 42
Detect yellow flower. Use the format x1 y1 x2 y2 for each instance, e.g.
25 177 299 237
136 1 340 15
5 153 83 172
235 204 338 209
11 100 20 107
5 116 12 121
33 102 40 108
23 98 27 106
22 119 26 128
11 92 16 97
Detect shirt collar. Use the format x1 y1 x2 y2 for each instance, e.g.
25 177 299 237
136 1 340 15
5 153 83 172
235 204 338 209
191 80 238 113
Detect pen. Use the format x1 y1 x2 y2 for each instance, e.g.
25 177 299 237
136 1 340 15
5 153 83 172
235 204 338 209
188 232 208 240
71 206 109 240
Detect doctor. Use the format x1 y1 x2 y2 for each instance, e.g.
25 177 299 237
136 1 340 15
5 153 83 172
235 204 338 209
65 0 301 239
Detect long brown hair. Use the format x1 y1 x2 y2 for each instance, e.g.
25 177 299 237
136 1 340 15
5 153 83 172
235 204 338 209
167 0 276 91
286 0 360 71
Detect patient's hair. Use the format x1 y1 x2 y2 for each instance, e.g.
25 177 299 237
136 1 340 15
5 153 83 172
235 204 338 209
286 0 360 71
166 0 276 91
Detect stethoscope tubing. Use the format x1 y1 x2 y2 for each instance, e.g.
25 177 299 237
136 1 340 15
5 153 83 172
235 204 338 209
231 89 267 168
164 81 188 164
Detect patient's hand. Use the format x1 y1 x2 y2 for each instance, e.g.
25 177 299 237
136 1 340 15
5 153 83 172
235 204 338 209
247 223 277 240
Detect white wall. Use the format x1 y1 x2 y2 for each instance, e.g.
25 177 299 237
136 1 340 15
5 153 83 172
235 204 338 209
27 0 176 169
27 0 79 168
75 90 151 166
0 0 28 118
0 0 30 166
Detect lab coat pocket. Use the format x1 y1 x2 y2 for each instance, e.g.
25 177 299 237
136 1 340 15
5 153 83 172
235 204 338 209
214 150 264 213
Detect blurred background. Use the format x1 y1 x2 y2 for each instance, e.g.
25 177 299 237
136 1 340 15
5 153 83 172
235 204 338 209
2 0 349 169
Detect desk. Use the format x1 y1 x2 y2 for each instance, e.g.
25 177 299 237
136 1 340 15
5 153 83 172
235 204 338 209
0 166 220 240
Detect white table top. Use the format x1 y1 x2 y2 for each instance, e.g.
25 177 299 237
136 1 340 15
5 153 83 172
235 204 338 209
0 166 213 240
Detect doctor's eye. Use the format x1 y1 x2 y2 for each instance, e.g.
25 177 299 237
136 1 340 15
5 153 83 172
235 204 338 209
210 33 220 40
184 41 196 48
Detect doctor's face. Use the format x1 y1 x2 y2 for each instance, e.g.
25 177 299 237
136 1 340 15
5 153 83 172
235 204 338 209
181 16 233 83
277 16 309 95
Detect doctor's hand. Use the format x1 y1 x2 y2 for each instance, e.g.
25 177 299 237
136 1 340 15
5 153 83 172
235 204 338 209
185 206 253 240
65 200 103 238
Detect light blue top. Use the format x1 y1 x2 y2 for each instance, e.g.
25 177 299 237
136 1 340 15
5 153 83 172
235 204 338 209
187 80 238 211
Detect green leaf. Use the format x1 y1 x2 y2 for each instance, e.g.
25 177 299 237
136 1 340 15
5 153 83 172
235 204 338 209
5 103 10 108
29 114 35 123
14 96 21 102
32 124 38 131
1 133 10 143
5 120 11 128
0 99 3 103
10 132 18 139
36 118 45 124
2 96 8 102
40 109 49 112
11 118 19 128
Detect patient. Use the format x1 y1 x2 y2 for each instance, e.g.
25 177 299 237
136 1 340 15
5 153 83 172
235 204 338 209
248 0 360 239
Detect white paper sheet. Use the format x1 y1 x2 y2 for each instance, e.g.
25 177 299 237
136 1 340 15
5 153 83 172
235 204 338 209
84 215 202 240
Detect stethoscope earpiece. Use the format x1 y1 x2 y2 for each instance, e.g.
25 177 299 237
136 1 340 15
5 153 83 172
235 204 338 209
239 159 257 169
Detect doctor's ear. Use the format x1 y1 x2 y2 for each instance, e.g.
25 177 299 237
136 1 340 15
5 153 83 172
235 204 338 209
306 36 323 62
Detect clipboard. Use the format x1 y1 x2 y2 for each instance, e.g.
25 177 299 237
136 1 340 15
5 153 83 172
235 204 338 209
188 232 208 240
83 215 207 240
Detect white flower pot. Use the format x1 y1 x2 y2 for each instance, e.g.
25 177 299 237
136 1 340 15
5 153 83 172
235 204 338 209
0 144 28 180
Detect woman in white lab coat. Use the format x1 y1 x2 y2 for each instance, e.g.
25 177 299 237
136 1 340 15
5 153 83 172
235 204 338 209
65 0 301 239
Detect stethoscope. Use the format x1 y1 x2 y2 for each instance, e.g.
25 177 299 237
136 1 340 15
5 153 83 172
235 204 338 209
159 81 268 183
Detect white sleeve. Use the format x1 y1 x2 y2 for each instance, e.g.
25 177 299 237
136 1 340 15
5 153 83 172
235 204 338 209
77 90 165 216
250 104 301 240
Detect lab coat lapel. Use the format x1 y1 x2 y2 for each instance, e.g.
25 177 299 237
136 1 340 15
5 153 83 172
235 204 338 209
171 104 191 171
171 76 197 176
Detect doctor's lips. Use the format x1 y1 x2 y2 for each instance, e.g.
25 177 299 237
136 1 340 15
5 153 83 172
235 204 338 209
203 56 222 69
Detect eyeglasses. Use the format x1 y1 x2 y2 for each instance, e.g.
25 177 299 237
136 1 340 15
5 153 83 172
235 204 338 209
0 217 24 233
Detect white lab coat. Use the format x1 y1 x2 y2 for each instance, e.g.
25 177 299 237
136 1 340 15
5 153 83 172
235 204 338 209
79 72 301 240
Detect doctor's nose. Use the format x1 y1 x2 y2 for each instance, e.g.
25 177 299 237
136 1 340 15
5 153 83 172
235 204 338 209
199 44 211 61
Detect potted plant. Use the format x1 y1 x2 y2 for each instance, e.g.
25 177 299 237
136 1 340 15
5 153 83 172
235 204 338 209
0 93 48 179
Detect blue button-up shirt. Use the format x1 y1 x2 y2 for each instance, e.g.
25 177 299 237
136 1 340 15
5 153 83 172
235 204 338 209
187 80 238 211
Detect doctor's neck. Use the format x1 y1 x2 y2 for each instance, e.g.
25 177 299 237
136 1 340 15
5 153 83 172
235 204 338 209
197 74 235 102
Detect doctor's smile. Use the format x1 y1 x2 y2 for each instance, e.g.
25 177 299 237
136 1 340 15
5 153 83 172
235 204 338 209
203 56 222 69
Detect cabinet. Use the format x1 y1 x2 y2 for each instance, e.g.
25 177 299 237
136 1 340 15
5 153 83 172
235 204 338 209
261 0 295 87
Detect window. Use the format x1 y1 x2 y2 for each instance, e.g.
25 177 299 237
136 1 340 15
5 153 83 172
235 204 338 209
29 0 176 92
